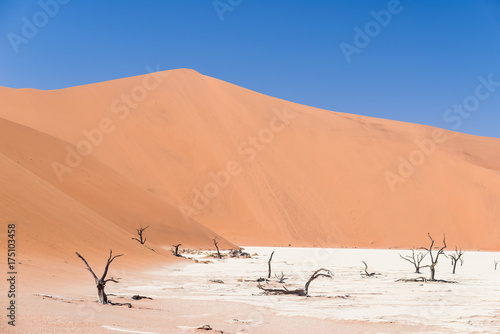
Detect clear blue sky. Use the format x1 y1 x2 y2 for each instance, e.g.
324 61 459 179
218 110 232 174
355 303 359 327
1 0 499 137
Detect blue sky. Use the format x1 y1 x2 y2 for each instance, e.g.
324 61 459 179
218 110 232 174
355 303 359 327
1 0 499 137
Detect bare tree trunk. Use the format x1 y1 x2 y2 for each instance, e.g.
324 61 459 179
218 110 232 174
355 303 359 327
267 251 275 279
172 244 182 257
97 284 108 304
213 238 222 259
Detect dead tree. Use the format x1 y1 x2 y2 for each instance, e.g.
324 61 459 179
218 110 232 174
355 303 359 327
172 244 182 257
75 250 125 305
258 268 333 296
267 251 275 279
361 261 376 277
495 260 499 270
213 238 222 259
131 224 149 244
448 247 464 274
420 233 446 281
275 272 287 283
399 249 427 273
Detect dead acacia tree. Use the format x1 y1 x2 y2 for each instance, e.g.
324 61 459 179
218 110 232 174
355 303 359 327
213 238 222 259
399 249 427 273
131 224 149 244
172 244 182 257
448 247 464 274
258 268 333 296
275 272 287 283
75 250 130 307
420 233 446 281
361 261 376 277
267 251 275 279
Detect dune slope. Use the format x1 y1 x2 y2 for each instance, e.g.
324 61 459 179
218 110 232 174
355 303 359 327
0 117 235 266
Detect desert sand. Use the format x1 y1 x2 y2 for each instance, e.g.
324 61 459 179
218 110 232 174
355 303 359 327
1 68 500 332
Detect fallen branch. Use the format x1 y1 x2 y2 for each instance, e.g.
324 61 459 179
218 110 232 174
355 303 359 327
361 261 378 277
131 295 153 300
257 268 333 297
396 277 456 284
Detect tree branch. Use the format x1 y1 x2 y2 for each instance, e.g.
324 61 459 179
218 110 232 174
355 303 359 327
100 249 123 282
104 277 120 284
75 252 98 282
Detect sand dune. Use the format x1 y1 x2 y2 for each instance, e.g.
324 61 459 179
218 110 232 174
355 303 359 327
1 68 500 254
0 117 235 268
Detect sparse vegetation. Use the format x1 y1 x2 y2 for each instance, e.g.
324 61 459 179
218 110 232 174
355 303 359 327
229 248 251 258
396 233 456 283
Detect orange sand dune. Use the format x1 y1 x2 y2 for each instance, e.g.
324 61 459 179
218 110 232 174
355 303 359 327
0 117 235 267
1 68 500 252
